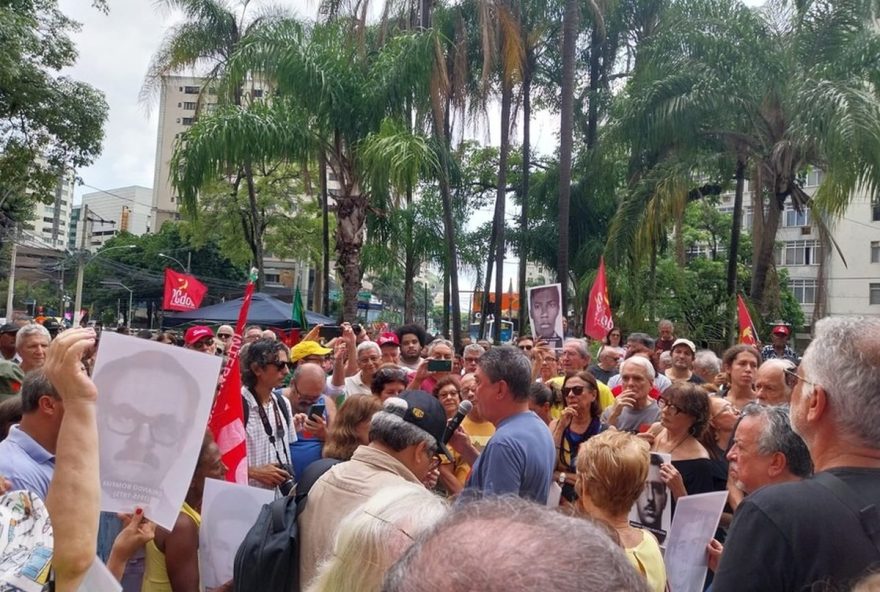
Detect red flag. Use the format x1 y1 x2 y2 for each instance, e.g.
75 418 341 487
737 294 760 346
208 274 256 484
162 268 208 311
584 257 615 340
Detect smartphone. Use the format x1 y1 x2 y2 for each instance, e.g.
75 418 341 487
307 403 326 420
427 359 453 372
318 325 343 340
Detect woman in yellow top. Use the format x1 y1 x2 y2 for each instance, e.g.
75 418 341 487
142 431 228 592
576 430 667 592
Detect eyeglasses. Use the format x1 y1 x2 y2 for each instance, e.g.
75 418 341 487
437 389 460 400
783 368 814 388
429 454 442 470
657 397 686 416
104 403 183 445
562 385 589 397
712 403 742 420
217 333 233 340
194 339 215 349
269 360 295 371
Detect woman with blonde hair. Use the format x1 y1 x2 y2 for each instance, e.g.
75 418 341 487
576 430 666 592
306 485 449 592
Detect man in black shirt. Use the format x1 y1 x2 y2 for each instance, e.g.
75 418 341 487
713 316 880 592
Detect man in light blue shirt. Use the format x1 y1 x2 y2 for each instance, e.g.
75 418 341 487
0 370 61 498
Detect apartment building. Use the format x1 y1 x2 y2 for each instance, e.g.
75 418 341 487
21 168 75 251
74 186 153 252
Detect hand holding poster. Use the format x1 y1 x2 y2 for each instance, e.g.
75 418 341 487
93 332 223 530
527 283 564 348
663 490 728 592
199 478 274 590
628 452 672 544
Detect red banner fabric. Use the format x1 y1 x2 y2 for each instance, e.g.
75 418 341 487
162 268 208 311
584 257 615 341
208 280 255 484
737 294 760 346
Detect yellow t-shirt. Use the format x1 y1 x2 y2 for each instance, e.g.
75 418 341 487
457 416 497 484
141 502 201 592
625 529 667 592
547 375 615 419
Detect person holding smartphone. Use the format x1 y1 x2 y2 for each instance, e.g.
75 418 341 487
408 339 454 393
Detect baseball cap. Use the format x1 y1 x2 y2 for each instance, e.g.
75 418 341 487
0 360 24 399
772 324 791 336
290 340 332 362
184 325 215 346
0 324 19 334
671 338 696 354
41 318 61 332
385 391 453 461
378 332 400 347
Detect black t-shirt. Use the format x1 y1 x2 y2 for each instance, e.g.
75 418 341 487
713 468 880 592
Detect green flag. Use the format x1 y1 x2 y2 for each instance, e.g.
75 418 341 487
292 286 308 330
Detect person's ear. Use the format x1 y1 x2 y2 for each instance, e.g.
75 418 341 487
767 451 787 478
39 395 60 415
807 385 828 423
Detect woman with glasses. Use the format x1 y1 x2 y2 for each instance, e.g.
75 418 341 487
549 371 603 503
432 376 468 496
650 383 717 501
604 327 624 348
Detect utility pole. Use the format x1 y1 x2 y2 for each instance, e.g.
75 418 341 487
5 225 16 321
73 204 89 327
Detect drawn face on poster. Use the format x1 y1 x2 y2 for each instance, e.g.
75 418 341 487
663 491 728 592
628 452 672 544
94 332 222 530
528 283 564 348
200 479 274 590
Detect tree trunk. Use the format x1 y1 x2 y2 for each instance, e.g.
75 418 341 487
587 28 601 150
437 154 461 347
726 159 746 345
336 188 368 321
479 218 497 339
558 0 579 318
751 184 783 312
443 262 450 337
320 155 331 315
403 187 416 323
243 162 265 291
493 80 513 343
518 58 532 335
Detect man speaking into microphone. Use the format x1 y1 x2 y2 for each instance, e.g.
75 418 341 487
450 345 555 503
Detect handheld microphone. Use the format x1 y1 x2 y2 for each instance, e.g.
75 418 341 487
442 400 473 444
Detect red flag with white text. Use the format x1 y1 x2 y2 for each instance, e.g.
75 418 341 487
737 294 760 346
584 257 615 341
162 268 208 311
208 273 256 484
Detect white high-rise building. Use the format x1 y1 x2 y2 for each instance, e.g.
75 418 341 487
75 186 153 252
20 169 76 250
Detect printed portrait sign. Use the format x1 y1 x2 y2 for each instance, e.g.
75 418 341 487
628 452 672 544
199 478 274 590
527 283 564 348
93 332 222 530
663 491 728 592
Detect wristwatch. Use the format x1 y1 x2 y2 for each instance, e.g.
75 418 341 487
558 472 566 485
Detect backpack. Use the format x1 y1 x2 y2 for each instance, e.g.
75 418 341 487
233 494 303 592
242 389 291 432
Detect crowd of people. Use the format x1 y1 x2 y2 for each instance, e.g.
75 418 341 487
0 313 879 592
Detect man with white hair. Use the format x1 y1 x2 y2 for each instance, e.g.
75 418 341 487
713 317 880 591
16 323 50 373
601 357 661 432
551 338 615 410
588 346 623 384
755 359 795 406
693 349 722 385
344 341 383 396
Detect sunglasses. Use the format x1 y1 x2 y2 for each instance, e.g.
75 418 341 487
519 345 534 351
562 385 589 397
269 360 295 370
217 333 233 340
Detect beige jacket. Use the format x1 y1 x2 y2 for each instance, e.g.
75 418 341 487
298 445 423 588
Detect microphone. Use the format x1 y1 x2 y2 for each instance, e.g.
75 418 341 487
442 400 473 444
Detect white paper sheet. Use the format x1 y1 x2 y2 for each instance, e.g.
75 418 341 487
663 490 728 592
528 283 564 348
93 332 222 530
77 558 122 592
199 478 274 589
628 452 672 544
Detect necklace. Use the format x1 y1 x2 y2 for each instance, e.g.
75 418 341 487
658 431 690 456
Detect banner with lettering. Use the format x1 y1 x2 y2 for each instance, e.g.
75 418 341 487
162 268 208 311
583 257 615 341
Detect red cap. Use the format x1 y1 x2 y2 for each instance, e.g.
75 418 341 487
378 332 400 347
185 325 214 346
772 325 791 336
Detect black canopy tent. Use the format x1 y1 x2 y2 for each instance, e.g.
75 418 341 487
162 292 334 329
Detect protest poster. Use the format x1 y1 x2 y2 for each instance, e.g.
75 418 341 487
93 332 222 530
527 283 564 348
628 452 672 544
663 490 728 592
199 478 274 590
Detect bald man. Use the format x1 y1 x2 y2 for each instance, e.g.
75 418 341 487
288 363 338 479
755 359 795 406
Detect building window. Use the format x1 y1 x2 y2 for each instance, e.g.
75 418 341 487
805 170 824 187
253 89 263 98
42 216 54 223
873 198 880 222
872 241 880 263
783 207 811 227
182 101 197 110
183 85 200 94
776 240 823 266
789 279 817 305
265 273 281 284
871 284 880 305
182 117 194 126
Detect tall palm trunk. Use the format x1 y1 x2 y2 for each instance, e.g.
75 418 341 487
243 162 265 291
558 0 579 318
726 159 746 344
403 186 416 323
751 186 783 313
336 186 368 321
479 217 498 339
518 57 532 333
493 80 513 343
320 155 330 315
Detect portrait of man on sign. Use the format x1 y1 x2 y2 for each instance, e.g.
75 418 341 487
528 283 564 348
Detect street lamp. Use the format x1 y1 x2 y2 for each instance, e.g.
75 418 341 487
72 244 136 327
101 280 133 329
158 252 190 273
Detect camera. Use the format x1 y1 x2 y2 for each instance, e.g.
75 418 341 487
275 463 296 497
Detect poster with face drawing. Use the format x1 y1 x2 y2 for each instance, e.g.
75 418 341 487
528 283 564 348
200 478 274 590
628 452 672 544
663 491 728 592
93 332 222 530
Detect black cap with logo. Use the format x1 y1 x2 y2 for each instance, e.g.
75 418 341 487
389 390 453 460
